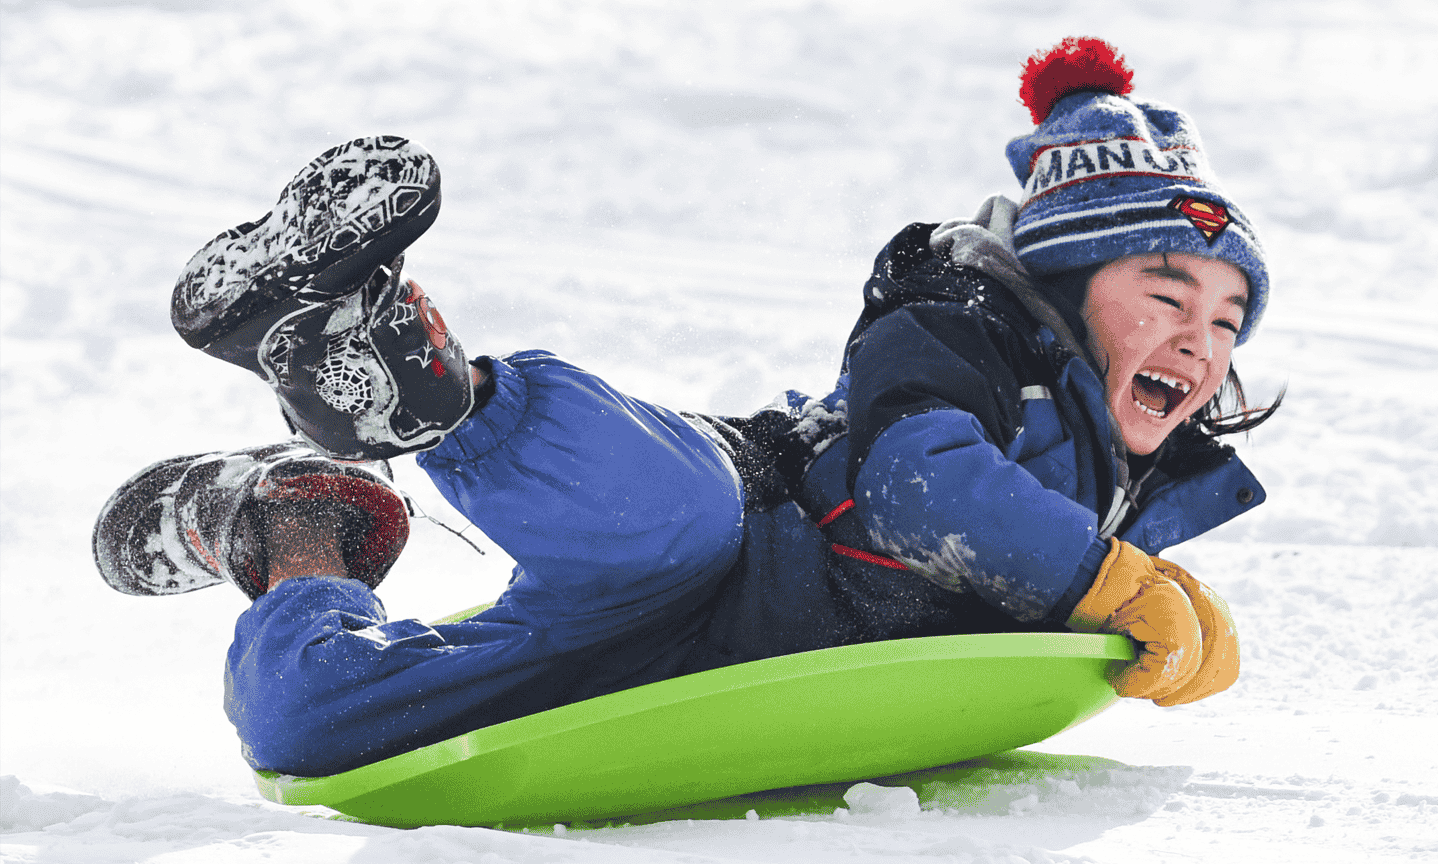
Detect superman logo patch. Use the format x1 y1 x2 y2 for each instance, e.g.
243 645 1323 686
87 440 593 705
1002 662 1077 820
1170 196 1231 244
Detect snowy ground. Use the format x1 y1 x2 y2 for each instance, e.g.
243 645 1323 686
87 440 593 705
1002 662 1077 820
2 0 1436 861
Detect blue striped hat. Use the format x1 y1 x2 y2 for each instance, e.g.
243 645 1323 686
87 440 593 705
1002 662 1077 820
1004 39 1268 345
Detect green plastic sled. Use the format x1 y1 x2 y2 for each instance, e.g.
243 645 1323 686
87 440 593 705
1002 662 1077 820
254 631 1133 828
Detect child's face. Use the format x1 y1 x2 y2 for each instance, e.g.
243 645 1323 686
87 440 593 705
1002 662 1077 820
1082 253 1248 456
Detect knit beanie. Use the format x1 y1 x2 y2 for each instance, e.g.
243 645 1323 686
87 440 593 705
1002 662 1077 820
1005 38 1268 345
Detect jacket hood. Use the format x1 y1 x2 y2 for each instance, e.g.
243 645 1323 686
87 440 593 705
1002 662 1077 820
845 221 1094 373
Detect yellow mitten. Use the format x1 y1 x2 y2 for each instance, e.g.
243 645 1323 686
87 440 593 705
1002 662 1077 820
1067 539 1235 704
1148 556 1241 706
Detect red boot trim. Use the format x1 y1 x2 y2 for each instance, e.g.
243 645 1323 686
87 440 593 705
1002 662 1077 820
264 473 409 585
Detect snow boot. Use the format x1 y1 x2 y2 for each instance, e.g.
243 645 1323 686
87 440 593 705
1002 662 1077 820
171 135 473 460
93 441 409 601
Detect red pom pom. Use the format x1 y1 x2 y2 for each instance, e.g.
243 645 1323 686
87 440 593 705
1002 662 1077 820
1019 37 1134 125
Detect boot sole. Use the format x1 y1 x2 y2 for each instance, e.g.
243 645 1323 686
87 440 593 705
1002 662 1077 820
171 136 441 367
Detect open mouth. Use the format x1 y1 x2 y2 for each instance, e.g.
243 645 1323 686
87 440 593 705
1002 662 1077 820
1130 369 1192 419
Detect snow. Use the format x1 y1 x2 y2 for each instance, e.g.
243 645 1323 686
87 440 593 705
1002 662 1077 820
2 0 1436 861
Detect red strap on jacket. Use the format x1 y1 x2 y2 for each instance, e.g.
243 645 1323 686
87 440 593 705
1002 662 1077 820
829 543 911 570
816 498 855 527
814 498 911 571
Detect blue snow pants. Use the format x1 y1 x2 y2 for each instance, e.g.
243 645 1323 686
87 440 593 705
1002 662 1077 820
226 351 764 776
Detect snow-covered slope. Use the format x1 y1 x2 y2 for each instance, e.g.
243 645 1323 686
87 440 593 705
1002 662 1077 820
2 1 1435 861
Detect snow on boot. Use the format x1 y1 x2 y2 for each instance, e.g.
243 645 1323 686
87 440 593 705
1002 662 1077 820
92 441 409 601
261 258 474 460
171 135 473 460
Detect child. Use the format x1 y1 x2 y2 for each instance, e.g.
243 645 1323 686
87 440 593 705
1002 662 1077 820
94 39 1277 777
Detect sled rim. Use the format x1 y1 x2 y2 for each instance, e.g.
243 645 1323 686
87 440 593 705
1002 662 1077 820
254 633 1132 821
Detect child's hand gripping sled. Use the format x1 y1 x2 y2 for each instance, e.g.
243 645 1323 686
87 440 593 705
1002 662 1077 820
1067 538 1240 706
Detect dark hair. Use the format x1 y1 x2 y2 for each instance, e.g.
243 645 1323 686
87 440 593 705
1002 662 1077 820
1187 365 1284 438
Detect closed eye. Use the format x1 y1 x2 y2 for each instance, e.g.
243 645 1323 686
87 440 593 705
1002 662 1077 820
1150 293 1242 335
